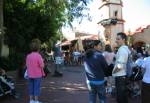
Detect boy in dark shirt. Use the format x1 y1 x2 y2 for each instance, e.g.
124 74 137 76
84 40 108 103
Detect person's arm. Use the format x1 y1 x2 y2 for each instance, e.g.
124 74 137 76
113 65 122 73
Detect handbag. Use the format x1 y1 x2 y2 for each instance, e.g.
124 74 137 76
24 69 29 79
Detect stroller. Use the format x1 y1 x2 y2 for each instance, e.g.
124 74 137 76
0 69 18 98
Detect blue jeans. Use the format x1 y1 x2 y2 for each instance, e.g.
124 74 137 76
28 78 42 96
87 82 106 103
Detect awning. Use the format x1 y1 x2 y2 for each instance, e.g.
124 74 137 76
60 40 71 46
75 35 98 40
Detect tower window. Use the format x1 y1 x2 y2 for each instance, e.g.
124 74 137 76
102 0 107 2
114 11 118 17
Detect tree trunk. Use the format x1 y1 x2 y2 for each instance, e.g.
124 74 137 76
0 0 3 57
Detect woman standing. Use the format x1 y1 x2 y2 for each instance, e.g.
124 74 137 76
103 44 115 76
26 39 45 103
103 44 115 94
141 46 150 103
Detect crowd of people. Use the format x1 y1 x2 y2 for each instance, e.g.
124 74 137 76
83 32 150 103
1 32 150 103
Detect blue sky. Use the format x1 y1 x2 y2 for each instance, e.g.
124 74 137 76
63 0 150 39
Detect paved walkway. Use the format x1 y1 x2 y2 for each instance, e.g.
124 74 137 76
1 65 141 103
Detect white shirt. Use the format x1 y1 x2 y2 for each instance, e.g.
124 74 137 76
142 57 150 83
112 45 130 77
135 58 144 67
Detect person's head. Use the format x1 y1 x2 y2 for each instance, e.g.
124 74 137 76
93 40 103 51
30 38 41 52
105 44 112 52
85 40 102 58
116 32 127 47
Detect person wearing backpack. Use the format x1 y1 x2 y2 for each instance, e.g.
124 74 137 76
112 32 131 103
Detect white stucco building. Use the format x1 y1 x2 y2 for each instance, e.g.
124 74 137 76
98 0 125 46
133 25 150 44
131 25 150 50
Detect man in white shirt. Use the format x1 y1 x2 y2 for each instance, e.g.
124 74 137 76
141 47 150 103
112 32 130 103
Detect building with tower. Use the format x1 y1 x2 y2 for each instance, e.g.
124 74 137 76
98 0 125 46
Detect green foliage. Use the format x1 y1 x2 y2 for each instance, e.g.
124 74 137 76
3 0 91 70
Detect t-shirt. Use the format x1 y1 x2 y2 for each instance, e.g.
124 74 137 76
26 52 45 78
142 57 150 83
112 45 130 77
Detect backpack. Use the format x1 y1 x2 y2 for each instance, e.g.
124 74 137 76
130 66 143 81
126 52 133 77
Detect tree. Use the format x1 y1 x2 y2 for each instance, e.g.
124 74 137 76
0 0 3 56
3 0 92 70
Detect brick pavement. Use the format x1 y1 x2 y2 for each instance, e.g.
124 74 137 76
1 65 141 103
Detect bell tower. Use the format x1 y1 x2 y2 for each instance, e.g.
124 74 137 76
98 0 124 46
